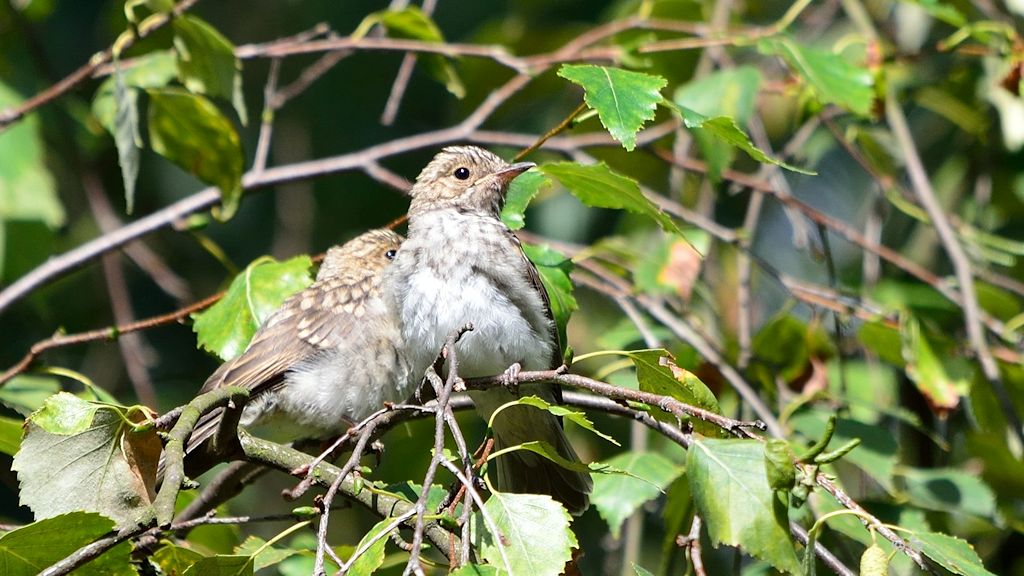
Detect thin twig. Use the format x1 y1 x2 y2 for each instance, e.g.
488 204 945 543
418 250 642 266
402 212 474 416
405 324 474 575
0 291 222 386
380 0 439 125
464 369 765 436
681 515 705 576
514 101 588 161
252 58 282 174
885 92 1024 449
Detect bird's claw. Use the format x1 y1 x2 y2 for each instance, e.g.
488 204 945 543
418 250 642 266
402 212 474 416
500 362 522 396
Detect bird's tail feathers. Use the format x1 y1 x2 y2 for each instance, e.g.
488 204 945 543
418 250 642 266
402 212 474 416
490 404 592 516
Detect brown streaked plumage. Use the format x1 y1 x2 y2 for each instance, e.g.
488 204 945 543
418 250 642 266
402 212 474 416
187 228 411 456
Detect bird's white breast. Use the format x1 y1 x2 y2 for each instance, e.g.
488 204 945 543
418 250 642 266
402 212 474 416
394 209 554 382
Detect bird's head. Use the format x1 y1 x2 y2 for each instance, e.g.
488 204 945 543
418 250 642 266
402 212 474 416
317 228 403 281
408 146 534 216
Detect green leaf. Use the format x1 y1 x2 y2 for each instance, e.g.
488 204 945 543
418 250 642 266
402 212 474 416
591 451 683 538
0 415 23 456
0 512 136 576
450 565 499 576
181 554 253 576
910 531 997 576
899 467 996 519
501 169 548 230
902 316 963 415
173 15 247 124
147 87 243 220
382 481 448 512
558 64 667 151
764 439 797 491
908 0 967 27
674 66 762 179
540 161 681 234
234 536 298 571
13 393 159 527
633 564 656 576
192 255 314 361
627 348 721 436
660 477 692 563
752 314 810 383
0 375 60 415
522 243 577 350
112 62 141 214
687 438 800 574
760 38 875 116
856 321 905 367
91 52 177 214
495 440 607 475
513 395 619 445
372 7 464 98
151 544 205 575
345 518 392 575
0 81 64 229
92 51 178 132
473 491 576 576
28 391 99 434
670 103 813 176
124 0 173 21
790 411 898 492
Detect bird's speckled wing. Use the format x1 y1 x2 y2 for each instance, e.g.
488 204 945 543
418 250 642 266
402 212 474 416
508 229 562 371
200 271 379 397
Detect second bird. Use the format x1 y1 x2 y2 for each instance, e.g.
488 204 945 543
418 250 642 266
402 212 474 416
385 146 593 515
187 229 411 460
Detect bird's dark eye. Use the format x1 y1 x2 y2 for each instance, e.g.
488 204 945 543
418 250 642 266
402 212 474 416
453 167 470 180
385 249 397 260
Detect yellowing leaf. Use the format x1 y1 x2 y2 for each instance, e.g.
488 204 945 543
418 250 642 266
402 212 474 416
13 394 159 528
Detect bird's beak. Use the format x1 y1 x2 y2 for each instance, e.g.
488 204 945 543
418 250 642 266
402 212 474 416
494 162 536 185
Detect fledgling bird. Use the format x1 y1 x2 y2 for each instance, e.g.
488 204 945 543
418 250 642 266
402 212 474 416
186 228 412 457
385 146 592 515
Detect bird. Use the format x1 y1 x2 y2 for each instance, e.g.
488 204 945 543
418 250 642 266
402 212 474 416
384 145 592 515
185 228 412 459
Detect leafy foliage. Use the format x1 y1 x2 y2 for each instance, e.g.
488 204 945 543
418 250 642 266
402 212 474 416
147 88 244 219
540 161 681 234
522 243 577 350
0 512 136 576
687 438 800 573
472 491 576 576
674 66 762 180
192 255 314 361
12 393 158 527
363 6 465 98
0 1 1019 575
760 38 876 117
590 451 682 538
558 64 666 151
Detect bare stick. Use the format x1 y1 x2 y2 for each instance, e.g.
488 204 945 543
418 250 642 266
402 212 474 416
885 92 1024 449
